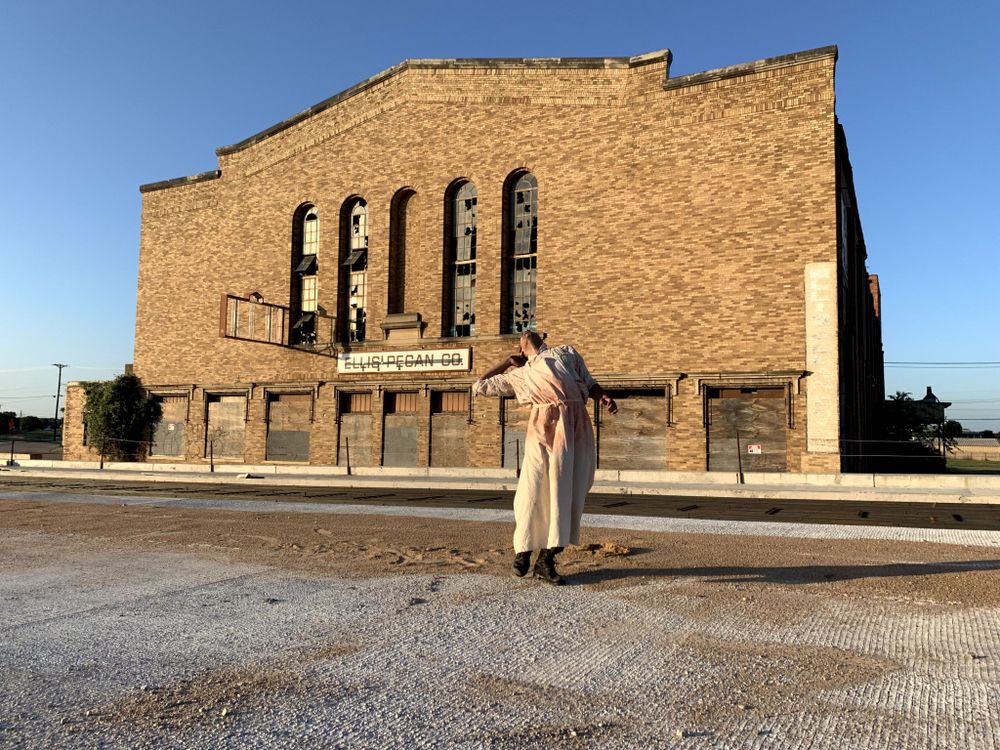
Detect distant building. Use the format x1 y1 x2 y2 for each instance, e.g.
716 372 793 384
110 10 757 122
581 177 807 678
905 386 952 426
63 45 883 473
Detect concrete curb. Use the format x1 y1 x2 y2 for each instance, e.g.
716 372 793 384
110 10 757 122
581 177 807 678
4 463 1000 505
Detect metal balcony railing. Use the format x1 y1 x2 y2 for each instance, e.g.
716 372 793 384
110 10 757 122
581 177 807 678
223 294 287 344
221 294 337 353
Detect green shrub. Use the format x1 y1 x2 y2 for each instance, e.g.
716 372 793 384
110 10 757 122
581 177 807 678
82 375 162 461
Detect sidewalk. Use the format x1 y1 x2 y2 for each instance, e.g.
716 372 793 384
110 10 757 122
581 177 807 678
6 458 1000 504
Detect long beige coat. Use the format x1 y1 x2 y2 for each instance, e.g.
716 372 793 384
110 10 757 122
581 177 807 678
474 344 597 552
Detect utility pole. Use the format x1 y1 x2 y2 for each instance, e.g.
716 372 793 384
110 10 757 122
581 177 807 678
52 363 68 443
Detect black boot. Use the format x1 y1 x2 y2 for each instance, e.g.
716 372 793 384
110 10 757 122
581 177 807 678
533 548 566 586
512 551 533 578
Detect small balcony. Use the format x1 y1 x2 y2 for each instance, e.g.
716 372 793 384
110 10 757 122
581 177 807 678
221 294 337 354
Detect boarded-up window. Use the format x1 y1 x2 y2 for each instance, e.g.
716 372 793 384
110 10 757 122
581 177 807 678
430 391 469 467
598 389 666 470
385 392 419 413
205 395 245 459
266 393 311 462
433 391 468 414
150 395 186 457
338 391 373 467
341 392 372 413
707 387 787 472
502 397 529 470
383 391 418 467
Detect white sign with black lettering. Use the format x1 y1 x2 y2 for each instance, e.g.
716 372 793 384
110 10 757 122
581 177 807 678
747 443 762 455
337 348 472 374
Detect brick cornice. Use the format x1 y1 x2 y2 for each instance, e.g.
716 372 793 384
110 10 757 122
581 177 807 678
139 170 221 194
662 45 837 91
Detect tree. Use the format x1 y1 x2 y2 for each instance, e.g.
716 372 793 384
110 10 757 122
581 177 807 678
20 415 42 432
876 391 950 471
880 392 934 444
943 420 964 439
82 374 162 461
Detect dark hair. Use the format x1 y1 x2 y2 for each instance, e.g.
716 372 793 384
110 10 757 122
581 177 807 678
523 331 545 348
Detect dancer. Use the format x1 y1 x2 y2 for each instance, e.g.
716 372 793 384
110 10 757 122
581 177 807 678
474 332 617 584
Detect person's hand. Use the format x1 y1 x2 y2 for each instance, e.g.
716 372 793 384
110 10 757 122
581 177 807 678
601 394 618 414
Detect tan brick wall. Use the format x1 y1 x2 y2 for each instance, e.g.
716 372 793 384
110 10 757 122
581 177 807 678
94 50 850 471
62 384 102 461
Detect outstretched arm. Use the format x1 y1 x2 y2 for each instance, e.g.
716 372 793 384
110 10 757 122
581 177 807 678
573 347 617 414
588 383 618 414
480 354 527 382
474 354 527 398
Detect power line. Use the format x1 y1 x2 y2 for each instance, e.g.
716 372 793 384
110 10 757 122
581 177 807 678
885 361 1000 370
886 361 1000 364
0 365 119 373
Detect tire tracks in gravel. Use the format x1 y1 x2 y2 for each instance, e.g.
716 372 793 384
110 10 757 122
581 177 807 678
0 570 269 633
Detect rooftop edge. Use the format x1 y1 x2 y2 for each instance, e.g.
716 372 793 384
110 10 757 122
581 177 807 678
140 45 838 193
214 50 672 157
139 170 222 194
662 45 837 91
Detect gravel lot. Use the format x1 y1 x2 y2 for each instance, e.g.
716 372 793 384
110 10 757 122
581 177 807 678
1 492 999 749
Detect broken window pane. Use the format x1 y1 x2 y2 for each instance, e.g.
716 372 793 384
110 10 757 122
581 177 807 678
292 312 316 344
507 173 538 333
291 205 320 345
449 181 477 337
347 199 368 343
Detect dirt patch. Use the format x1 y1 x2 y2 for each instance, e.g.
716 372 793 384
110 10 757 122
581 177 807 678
462 675 616 748
1 499 999 610
59 639 362 739
666 632 900 722
467 673 601 710
304 643 363 661
75 666 302 733
468 720 620 749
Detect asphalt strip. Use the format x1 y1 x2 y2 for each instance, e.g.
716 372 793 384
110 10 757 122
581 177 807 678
4 489 1000 549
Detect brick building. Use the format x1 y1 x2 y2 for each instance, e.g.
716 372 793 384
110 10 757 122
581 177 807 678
64 44 884 473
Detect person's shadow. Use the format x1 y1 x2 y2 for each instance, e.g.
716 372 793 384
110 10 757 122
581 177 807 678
570 559 1000 586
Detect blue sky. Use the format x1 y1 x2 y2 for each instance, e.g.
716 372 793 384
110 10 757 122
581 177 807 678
1 0 997 431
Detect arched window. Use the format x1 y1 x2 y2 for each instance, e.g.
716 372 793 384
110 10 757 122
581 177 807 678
445 181 477 337
291 205 319 344
388 188 415 315
340 198 368 343
504 172 537 333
